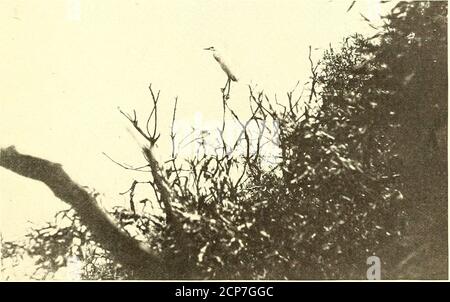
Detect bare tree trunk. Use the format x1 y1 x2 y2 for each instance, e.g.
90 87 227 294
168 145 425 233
0 146 167 279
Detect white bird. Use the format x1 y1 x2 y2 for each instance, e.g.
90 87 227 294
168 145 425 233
204 46 238 96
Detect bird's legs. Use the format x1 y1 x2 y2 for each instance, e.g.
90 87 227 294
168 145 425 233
221 78 230 93
226 78 232 96
221 77 232 99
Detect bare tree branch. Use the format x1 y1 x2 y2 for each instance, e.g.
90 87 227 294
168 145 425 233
0 146 167 279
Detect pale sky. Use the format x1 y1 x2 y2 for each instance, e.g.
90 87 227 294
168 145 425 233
0 0 397 240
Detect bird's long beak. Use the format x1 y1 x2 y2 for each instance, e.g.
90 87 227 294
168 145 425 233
203 47 211 51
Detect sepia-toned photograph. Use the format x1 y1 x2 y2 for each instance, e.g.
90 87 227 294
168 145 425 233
0 0 447 281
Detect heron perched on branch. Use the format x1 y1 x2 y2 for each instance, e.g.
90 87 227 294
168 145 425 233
204 46 238 97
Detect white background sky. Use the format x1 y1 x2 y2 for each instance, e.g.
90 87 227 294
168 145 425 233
0 0 397 241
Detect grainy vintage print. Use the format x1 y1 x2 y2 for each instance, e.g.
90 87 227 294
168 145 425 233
0 0 447 280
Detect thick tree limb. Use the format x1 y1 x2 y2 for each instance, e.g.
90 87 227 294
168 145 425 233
142 146 175 223
0 146 167 279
